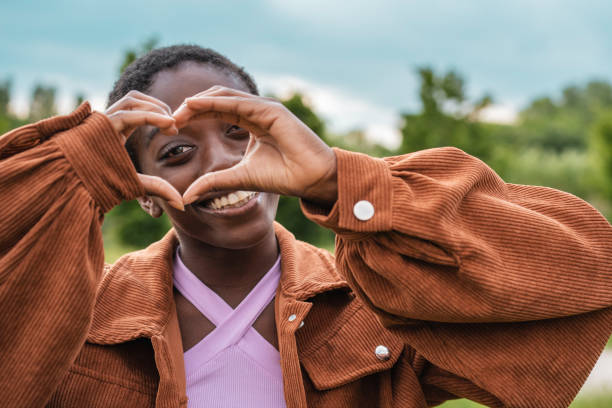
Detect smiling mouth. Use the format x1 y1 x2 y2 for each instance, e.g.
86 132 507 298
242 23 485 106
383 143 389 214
195 190 258 211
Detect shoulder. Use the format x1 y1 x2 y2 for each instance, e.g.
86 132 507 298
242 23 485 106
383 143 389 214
90 232 178 342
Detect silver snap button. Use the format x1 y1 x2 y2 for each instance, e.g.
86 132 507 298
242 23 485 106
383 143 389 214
298 321 304 329
375 345 390 361
288 314 297 322
353 200 375 221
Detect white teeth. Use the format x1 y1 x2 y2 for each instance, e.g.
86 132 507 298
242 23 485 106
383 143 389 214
205 191 256 210
227 193 239 205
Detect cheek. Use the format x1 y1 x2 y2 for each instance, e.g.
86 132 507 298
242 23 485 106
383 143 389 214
159 169 199 194
142 160 201 195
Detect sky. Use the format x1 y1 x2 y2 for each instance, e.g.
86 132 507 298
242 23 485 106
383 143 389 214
1 0 611 148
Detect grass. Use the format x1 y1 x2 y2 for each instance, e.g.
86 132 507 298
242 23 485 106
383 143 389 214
438 393 612 408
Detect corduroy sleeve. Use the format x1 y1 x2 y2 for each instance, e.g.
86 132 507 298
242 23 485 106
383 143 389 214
301 146 612 407
0 103 144 406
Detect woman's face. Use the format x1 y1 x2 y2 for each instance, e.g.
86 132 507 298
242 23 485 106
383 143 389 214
136 61 279 249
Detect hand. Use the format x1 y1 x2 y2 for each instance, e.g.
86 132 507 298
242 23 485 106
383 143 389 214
173 86 338 206
104 91 184 211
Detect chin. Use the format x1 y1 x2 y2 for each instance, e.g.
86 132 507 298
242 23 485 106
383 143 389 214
170 195 279 251
206 223 275 250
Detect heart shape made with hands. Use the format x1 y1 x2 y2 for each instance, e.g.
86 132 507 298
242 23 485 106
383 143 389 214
168 86 338 209
106 86 337 213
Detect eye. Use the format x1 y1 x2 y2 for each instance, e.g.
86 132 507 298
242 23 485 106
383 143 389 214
226 124 249 139
158 144 195 161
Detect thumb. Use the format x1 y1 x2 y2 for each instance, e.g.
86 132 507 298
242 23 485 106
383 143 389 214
137 173 185 211
183 164 252 205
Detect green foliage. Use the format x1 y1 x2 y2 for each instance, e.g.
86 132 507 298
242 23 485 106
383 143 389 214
103 200 172 249
119 36 159 73
74 93 85 109
0 78 11 115
590 111 612 200
28 84 57 122
0 78 27 134
517 81 612 151
281 93 326 138
399 67 494 162
396 68 612 223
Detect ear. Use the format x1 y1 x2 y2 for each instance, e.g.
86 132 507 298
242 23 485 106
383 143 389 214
137 196 164 218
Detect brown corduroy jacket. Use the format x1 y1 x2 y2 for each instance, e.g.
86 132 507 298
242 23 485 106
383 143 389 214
1 103 611 408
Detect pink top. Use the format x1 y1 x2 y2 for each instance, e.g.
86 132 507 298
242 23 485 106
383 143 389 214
173 249 286 408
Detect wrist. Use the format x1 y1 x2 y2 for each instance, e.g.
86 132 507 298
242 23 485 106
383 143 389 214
303 150 338 207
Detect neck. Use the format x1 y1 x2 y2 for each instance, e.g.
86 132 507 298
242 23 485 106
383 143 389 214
175 226 279 294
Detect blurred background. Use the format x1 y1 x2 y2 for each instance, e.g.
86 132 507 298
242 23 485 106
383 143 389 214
1 0 610 405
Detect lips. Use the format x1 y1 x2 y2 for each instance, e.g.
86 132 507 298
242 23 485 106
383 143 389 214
192 191 260 216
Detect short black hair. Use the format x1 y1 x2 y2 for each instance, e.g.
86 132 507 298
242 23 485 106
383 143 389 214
107 44 259 170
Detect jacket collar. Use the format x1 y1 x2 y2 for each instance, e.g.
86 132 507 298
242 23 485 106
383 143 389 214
88 222 348 344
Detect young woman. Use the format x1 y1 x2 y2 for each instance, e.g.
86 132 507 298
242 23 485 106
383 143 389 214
1 45 611 408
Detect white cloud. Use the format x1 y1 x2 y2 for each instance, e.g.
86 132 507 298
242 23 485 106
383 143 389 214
477 104 519 125
256 73 402 149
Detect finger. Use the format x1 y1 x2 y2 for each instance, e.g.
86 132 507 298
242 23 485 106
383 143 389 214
195 86 258 98
138 173 185 211
184 96 279 129
108 111 176 140
107 96 171 117
187 85 249 99
172 86 234 118
117 90 173 115
245 132 256 154
183 164 252 205
122 123 178 139
173 110 265 136
173 95 248 124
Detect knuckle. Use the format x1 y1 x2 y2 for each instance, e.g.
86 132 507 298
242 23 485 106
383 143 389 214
117 109 132 116
122 96 138 106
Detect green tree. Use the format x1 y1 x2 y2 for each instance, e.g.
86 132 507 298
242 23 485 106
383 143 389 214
0 78 27 134
399 67 493 161
74 92 86 109
119 36 159 73
28 84 57 122
589 111 612 202
517 81 612 152
0 79 10 116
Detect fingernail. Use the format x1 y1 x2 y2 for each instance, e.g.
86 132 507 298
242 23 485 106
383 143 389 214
169 200 185 211
183 194 197 205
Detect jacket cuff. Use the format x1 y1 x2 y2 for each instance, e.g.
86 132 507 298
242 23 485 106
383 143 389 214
53 108 145 213
300 148 393 233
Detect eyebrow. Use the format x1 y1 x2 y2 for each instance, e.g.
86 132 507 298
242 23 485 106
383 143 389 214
145 127 161 148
